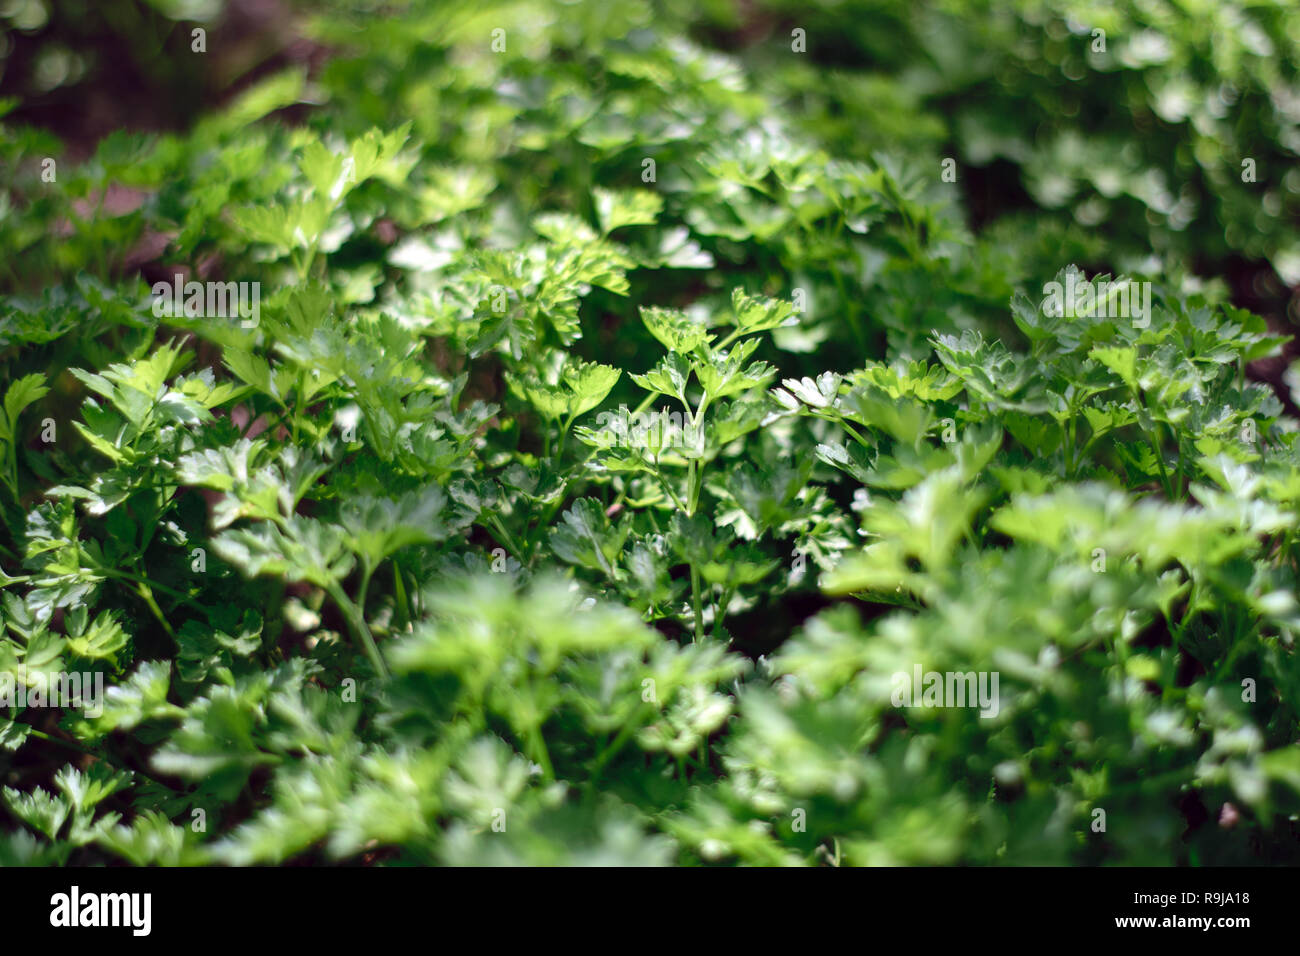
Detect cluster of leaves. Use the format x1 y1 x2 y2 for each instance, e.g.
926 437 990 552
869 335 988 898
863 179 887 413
742 0 1300 286
0 0 1298 865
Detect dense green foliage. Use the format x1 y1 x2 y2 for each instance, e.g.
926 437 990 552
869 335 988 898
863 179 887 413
1 0 1298 865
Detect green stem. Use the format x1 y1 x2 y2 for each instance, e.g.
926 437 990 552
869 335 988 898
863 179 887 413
1171 423 1186 499
835 418 872 449
5 446 17 502
25 727 181 788
134 580 175 642
557 412 576 459
525 668 554 780
392 561 410 631
589 706 652 787
326 581 389 680
292 372 307 445
829 250 867 353
103 569 194 604
358 562 374 614
651 459 688 514
487 514 523 560
713 586 734 639
689 564 704 643
1061 417 1074 477
530 720 554 781
1150 430 1173 498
